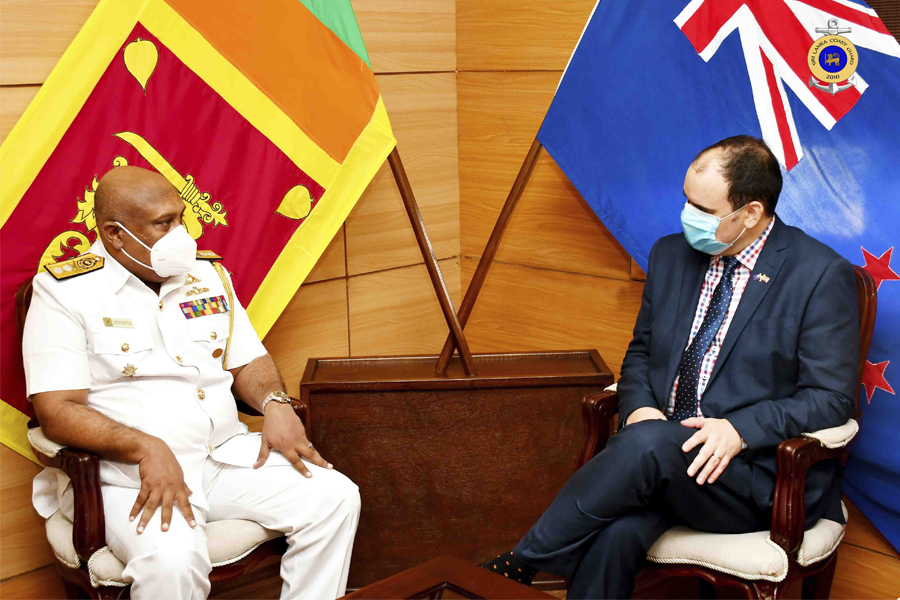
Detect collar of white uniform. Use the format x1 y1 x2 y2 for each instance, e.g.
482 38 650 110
90 240 194 295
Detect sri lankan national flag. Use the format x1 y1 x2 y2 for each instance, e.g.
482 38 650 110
0 0 395 461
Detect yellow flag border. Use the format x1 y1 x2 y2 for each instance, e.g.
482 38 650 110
0 0 395 460
0 0 395 336
0 402 39 465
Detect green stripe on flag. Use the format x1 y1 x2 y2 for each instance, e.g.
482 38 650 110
299 0 372 69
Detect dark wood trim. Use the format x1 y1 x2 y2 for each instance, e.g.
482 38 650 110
853 265 878 419
208 537 288 583
387 148 477 377
770 437 848 555
302 350 613 393
435 139 543 375
342 555 554 599
576 391 618 470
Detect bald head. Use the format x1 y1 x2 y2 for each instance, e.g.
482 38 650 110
95 166 187 283
94 166 180 226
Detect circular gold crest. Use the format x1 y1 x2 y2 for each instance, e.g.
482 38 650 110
77 256 99 269
808 34 858 83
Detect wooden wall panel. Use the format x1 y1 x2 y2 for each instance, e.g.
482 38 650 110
0 0 456 85
458 71 632 281
0 85 39 144
460 258 642 379
0 565 66 599
354 0 455 73
0 0 97 86
456 0 596 71
348 258 460 357
305 227 347 284
264 279 350 397
346 73 459 276
0 447 52 580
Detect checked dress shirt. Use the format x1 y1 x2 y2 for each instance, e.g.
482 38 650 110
668 217 775 420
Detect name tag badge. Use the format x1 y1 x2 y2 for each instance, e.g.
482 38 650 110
103 317 134 328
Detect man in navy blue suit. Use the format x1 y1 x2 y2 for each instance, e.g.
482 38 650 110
483 136 859 598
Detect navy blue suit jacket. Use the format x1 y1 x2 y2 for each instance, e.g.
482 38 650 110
617 216 859 525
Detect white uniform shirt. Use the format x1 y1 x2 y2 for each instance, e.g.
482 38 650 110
23 240 268 512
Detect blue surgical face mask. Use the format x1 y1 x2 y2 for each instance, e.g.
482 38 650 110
681 202 746 255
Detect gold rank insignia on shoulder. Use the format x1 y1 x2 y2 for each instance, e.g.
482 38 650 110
196 250 222 261
45 254 104 280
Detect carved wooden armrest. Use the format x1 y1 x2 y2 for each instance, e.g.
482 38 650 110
769 419 859 556
28 427 106 561
576 391 619 471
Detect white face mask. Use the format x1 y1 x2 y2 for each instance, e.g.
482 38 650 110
116 222 197 277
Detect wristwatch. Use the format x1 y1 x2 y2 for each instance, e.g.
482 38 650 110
261 390 291 413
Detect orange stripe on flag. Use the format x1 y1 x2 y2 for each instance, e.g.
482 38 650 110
164 0 380 164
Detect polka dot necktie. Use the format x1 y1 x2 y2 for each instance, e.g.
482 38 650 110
672 257 741 421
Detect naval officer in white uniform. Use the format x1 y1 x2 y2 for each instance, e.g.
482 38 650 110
23 166 360 599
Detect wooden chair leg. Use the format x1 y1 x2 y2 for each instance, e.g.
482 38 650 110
698 578 716 599
751 580 776 599
62 578 88 600
801 554 837 600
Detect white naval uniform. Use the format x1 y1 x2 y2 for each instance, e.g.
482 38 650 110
23 241 360 599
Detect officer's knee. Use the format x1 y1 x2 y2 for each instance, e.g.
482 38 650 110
306 471 361 524
127 529 211 588
149 534 208 571
329 477 361 520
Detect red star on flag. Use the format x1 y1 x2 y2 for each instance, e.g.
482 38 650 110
861 360 895 403
861 247 900 289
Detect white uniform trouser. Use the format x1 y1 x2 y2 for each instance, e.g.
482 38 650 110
65 458 360 599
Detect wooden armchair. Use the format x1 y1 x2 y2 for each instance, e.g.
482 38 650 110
16 276 305 599
575 266 877 599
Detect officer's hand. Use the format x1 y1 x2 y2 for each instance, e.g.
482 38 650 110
680 417 743 485
131 438 196 533
254 402 332 477
625 407 667 426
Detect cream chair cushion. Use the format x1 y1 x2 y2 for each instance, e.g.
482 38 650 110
646 502 848 581
601 383 853 580
45 510 282 588
28 427 65 457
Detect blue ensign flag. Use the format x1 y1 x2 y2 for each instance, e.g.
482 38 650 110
538 0 900 550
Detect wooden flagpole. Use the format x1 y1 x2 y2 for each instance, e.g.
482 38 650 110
434 138 544 375
387 148 478 377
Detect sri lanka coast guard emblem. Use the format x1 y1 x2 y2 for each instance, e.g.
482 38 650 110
808 19 859 96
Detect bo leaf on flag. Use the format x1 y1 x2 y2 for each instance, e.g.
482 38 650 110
676 0 900 170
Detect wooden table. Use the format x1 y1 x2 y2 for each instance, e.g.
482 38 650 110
301 350 613 588
342 555 555 599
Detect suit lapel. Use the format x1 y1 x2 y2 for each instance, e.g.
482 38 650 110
706 217 788 386
664 247 709 396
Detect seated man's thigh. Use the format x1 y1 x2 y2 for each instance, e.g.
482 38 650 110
99 485 211 576
613 420 762 533
204 461 360 531
612 419 696 464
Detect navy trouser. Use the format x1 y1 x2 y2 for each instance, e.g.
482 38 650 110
514 419 771 599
